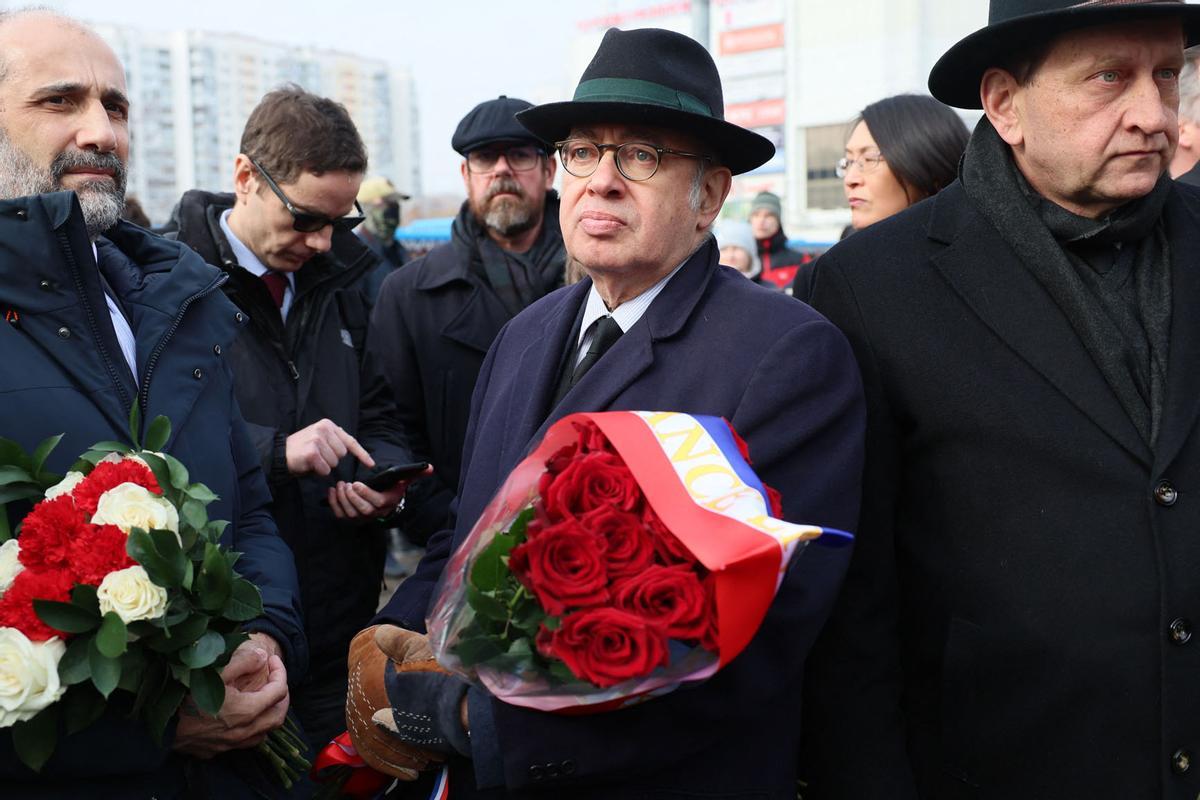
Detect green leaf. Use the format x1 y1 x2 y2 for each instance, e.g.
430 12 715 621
223 578 264 622
0 436 33 472
58 636 92 686
195 542 232 611
138 453 172 499
143 416 171 453
75 450 110 467
0 465 35 485
126 528 186 588
130 659 167 718
33 599 100 635
185 483 219 504
70 584 100 615
452 635 505 667
181 499 207 532
508 507 536 541
95 612 128 659
180 630 225 669
470 544 504 592
189 666 225 717
90 441 132 454
547 661 577 684
165 455 190 490
11 704 60 773
0 482 44 505
182 558 195 591
202 519 229 543
145 682 186 744
145 613 208 653
169 661 192 686
88 640 122 698
0 507 10 543
64 685 107 735
465 584 507 622
116 648 148 693
30 433 64 476
128 402 141 449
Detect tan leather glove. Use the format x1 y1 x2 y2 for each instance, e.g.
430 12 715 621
345 624 443 779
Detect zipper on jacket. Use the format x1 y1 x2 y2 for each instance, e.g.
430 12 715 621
56 228 132 412
139 273 229 416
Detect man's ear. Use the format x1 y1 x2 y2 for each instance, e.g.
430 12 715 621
544 153 557 190
1180 119 1196 152
232 154 257 204
981 67 1025 148
697 167 733 230
460 159 471 194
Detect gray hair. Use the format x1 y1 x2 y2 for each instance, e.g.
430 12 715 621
1182 49 1200 125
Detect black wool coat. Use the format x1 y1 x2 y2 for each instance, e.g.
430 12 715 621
801 179 1200 800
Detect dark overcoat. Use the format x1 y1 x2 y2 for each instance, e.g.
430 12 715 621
0 192 305 798
802 180 1200 799
379 238 865 799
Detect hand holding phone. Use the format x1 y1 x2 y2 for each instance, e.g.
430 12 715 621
364 461 431 492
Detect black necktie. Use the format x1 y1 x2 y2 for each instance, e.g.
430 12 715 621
570 315 623 388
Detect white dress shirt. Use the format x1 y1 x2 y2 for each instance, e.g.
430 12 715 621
220 209 296 319
574 261 685 366
93 242 138 383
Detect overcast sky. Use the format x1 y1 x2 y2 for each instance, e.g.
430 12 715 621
45 0 580 194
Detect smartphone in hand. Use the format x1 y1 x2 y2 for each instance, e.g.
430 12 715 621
364 461 430 491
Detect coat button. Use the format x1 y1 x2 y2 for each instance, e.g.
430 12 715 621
15 208 26 219
561 759 577 776
528 764 544 781
1173 749 1192 773
1169 618 1193 645
546 762 560 778
57 326 70 339
1155 480 1178 506
234 311 245 323
39 279 53 291
213 344 221 356
192 368 203 379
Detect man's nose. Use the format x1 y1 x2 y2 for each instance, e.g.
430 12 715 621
305 225 334 254
491 153 515 176
1127 72 1173 136
75 100 119 153
585 148 625 196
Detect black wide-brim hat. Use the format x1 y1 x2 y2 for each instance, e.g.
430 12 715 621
517 27 774 175
929 0 1200 109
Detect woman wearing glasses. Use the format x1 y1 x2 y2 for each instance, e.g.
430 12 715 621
839 94 968 232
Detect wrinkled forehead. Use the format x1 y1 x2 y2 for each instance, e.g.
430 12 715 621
0 16 127 96
1030 15 1187 79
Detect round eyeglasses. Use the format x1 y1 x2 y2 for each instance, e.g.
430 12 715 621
836 153 887 178
555 139 711 182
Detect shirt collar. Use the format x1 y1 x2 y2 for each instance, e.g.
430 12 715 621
219 209 295 288
576 260 686 347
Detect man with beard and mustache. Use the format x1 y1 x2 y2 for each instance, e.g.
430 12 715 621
0 10 306 798
368 95 565 549
164 86 414 751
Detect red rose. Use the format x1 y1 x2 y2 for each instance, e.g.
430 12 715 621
614 564 712 641
578 506 655 578
643 506 696 567
73 459 160 517
508 518 609 615
69 524 136 585
0 568 74 640
541 451 642 521
764 483 783 518
572 419 612 454
540 607 669 688
18 495 87 572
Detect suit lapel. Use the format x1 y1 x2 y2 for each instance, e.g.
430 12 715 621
440 283 512 354
1153 188 1200 473
928 186 1151 467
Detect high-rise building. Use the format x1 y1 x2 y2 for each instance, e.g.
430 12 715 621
91 23 421 226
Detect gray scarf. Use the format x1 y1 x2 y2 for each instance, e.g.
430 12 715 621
960 117 1172 447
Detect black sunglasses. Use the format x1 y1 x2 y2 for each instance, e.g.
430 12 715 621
248 156 366 234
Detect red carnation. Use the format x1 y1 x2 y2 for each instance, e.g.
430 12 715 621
73 459 160 517
69 524 136 585
541 450 642 521
509 518 609 615
0 568 74 641
578 506 656 579
614 564 712 642
540 607 669 688
643 506 696 567
18 495 87 572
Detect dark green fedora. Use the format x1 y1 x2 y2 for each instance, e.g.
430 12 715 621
929 0 1200 109
517 27 775 175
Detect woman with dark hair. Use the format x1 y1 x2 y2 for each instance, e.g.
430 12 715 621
839 93 969 231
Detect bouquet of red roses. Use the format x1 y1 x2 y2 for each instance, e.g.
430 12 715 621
0 407 308 785
427 411 851 712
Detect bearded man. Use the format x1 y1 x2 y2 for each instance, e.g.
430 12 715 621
368 96 565 547
0 9 306 798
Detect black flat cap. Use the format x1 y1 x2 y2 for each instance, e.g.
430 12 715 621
451 96 551 155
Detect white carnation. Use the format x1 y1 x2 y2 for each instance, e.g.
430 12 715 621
0 540 22 598
91 482 179 538
44 471 86 501
97 565 168 624
0 629 66 727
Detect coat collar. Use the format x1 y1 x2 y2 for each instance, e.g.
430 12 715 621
927 181 1153 467
509 236 719 456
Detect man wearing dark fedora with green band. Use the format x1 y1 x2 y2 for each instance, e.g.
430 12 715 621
344 26 866 799
802 1 1200 798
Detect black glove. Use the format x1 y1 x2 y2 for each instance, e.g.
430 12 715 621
378 664 471 758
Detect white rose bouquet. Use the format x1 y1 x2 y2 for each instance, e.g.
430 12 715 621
0 408 307 786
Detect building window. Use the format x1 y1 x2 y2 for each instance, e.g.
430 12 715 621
806 123 849 210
